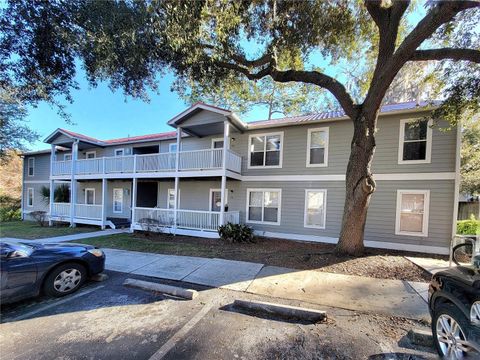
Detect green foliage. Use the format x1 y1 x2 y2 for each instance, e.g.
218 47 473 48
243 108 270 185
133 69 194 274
40 184 71 203
457 215 480 235
460 117 480 195
218 223 254 244
0 194 21 222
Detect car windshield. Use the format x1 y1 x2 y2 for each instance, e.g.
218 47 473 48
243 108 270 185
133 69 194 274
0 241 34 257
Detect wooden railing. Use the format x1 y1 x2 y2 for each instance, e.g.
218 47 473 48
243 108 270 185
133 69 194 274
75 204 102 220
136 153 176 172
179 148 223 170
52 202 70 217
225 149 242 173
76 158 104 175
52 160 72 176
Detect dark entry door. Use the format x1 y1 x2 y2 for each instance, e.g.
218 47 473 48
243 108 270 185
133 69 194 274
137 182 158 207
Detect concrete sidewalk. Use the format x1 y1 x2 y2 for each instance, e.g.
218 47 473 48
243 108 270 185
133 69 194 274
103 248 429 319
0 229 128 244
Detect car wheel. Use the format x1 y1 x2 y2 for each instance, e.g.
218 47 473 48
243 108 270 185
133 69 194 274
44 263 86 297
432 303 480 358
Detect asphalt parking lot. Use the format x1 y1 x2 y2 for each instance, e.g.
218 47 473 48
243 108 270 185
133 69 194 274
0 271 437 360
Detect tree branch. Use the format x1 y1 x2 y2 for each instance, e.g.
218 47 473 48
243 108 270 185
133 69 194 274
410 48 480 63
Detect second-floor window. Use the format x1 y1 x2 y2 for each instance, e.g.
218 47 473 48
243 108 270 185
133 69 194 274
64 154 72 161
248 132 283 168
27 158 34 176
169 143 177 153
306 128 329 167
114 149 124 157
398 119 432 164
86 151 96 159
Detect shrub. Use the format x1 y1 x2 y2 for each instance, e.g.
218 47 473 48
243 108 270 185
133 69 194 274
0 195 21 222
457 215 480 235
30 210 48 227
218 223 254 243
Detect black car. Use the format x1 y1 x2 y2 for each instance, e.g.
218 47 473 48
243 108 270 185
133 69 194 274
429 257 480 358
0 240 105 304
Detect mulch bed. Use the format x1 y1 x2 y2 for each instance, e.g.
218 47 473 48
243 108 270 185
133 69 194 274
133 232 446 282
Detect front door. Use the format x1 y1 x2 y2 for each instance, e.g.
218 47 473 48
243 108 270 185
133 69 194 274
210 189 228 212
113 188 124 214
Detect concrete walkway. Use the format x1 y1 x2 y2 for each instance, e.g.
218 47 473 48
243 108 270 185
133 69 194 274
0 229 128 244
103 248 429 319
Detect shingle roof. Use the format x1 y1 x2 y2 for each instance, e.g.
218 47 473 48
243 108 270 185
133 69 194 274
56 129 178 145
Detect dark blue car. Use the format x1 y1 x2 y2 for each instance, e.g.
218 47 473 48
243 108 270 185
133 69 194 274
0 240 105 304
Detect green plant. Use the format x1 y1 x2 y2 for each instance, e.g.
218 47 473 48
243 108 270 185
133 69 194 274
218 223 254 244
0 194 21 222
457 215 480 235
40 184 70 204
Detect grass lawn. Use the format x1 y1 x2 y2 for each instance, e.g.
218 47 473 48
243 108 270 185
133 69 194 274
0 221 98 240
76 232 447 282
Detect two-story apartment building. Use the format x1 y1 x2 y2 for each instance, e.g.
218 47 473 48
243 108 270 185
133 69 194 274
21 101 460 255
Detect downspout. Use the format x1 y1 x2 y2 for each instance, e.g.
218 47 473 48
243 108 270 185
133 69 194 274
449 121 462 266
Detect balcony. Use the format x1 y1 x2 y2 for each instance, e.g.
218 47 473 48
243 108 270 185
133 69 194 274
51 148 242 177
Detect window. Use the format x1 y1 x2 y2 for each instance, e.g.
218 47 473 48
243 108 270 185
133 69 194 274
27 158 35 176
85 188 95 205
246 189 281 225
304 190 327 229
306 128 329 167
27 188 34 207
113 188 123 213
169 143 178 153
167 189 180 209
398 119 432 164
114 149 124 157
248 132 283 168
211 138 224 149
86 151 96 159
210 189 228 212
64 154 72 161
395 190 430 237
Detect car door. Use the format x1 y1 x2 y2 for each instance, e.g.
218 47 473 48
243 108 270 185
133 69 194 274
0 245 38 300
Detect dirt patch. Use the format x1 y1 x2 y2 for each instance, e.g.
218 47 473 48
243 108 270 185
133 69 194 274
111 232 443 282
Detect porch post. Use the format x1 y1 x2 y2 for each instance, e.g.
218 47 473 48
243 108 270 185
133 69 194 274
174 127 181 231
49 144 56 226
101 178 107 230
220 121 230 226
131 177 137 233
70 140 79 227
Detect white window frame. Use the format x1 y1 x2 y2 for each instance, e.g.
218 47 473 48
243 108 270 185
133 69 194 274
306 127 329 167
27 157 35 177
304 189 327 229
395 189 430 237
64 153 72 161
247 131 284 169
211 138 224 149
167 189 180 209
209 188 228 212
84 188 96 205
398 118 432 165
85 151 96 159
168 143 178 153
27 188 34 207
246 188 282 225
114 148 124 157
113 188 123 213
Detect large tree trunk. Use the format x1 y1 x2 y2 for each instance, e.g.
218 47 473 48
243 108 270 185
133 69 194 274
335 111 377 256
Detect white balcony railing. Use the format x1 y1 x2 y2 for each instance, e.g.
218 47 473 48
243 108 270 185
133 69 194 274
133 207 240 232
179 148 223 170
52 202 70 217
76 158 104 175
52 160 72 176
75 204 102 220
136 153 176 172
105 155 135 173
225 149 242 173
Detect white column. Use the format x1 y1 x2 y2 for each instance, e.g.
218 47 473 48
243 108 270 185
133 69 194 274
70 140 79 227
49 145 56 225
173 127 181 231
131 177 137 233
220 121 230 226
101 178 107 230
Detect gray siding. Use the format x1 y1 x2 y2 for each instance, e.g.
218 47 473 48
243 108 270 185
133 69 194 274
106 180 132 219
24 154 50 181
77 181 103 205
178 111 226 127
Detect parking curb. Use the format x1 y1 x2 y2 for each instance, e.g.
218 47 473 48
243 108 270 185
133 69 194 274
123 278 198 300
407 328 433 347
233 299 326 322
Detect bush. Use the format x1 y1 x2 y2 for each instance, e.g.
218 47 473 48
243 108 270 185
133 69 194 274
457 215 480 235
0 195 21 222
218 223 254 243
30 211 48 227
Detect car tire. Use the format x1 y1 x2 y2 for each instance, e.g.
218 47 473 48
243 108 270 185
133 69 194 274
432 302 480 358
43 263 87 297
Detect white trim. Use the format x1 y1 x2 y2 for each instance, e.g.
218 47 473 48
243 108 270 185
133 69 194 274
247 131 284 169
114 148 125 157
64 153 72 161
395 189 430 237
452 122 462 241
374 172 455 181
27 187 34 207
85 151 96 159
24 180 50 184
211 138 224 149
209 188 228 211
398 118 432 164
246 188 282 225
304 189 327 229
167 188 180 209
84 188 96 205
27 157 35 177
252 230 449 255
113 188 123 213
306 127 329 167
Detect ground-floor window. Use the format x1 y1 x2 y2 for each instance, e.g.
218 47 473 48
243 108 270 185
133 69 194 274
113 188 123 213
395 190 430 237
304 189 327 229
246 188 281 225
27 188 34 207
85 188 95 205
